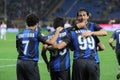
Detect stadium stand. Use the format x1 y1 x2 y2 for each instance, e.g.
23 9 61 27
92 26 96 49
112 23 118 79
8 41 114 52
53 0 120 19
0 0 120 25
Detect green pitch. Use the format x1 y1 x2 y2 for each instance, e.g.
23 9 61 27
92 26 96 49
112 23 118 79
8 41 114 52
0 32 118 80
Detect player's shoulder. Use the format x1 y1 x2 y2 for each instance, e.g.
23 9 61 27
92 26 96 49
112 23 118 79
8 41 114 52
88 21 98 26
64 27 73 32
88 21 94 24
45 31 55 39
115 29 120 33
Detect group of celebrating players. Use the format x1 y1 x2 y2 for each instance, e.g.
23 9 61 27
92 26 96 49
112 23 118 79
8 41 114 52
16 8 120 80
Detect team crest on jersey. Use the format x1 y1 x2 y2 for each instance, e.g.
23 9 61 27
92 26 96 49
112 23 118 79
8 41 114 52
59 32 67 37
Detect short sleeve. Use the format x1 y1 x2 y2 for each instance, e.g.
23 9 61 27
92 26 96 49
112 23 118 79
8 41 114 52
61 33 72 45
38 32 47 44
93 36 100 47
94 23 102 31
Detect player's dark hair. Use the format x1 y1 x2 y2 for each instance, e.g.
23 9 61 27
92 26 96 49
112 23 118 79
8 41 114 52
77 8 89 17
53 17 64 29
26 13 39 27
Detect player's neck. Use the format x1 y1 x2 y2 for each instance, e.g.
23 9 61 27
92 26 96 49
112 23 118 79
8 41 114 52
28 26 36 30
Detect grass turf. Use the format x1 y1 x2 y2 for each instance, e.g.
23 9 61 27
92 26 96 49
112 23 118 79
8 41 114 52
0 32 118 80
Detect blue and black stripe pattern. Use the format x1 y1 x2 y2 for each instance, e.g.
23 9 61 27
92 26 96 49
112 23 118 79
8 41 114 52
16 27 45 61
70 28 98 62
47 29 70 71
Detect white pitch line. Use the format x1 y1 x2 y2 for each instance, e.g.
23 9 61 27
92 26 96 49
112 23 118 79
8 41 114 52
0 64 16 68
0 60 44 68
0 59 17 60
0 59 44 62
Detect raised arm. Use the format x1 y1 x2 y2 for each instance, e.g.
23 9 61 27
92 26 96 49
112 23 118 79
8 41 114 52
81 29 107 38
45 27 63 44
52 41 67 50
91 29 107 36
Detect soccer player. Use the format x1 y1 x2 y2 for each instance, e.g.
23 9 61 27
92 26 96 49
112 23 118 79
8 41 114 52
76 8 106 80
0 21 7 40
41 17 70 80
109 29 120 79
51 19 100 80
77 8 107 37
16 13 63 80
73 8 105 52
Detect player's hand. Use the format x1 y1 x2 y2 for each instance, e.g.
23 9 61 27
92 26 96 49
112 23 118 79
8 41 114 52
56 27 63 33
47 45 55 50
81 31 93 37
43 44 48 49
112 46 115 50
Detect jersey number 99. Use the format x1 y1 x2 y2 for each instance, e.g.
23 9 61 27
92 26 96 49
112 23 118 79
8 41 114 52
78 36 95 50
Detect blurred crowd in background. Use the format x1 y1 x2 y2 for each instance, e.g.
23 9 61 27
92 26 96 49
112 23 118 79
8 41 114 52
0 0 120 28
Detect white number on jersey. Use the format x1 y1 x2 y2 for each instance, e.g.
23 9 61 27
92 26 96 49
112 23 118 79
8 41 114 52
59 40 67 56
51 40 67 57
78 36 95 50
22 40 29 55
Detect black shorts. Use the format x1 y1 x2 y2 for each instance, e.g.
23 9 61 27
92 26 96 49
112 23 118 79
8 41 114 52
16 59 40 80
50 68 70 80
116 49 120 65
72 58 100 80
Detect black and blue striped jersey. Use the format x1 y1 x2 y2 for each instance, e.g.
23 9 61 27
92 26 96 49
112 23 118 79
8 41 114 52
16 27 47 61
46 29 70 71
87 22 102 31
62 28 98 63
87 22 102 63
111 29 120 50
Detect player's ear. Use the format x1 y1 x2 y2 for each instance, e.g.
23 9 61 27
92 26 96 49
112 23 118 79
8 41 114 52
88 12 92 20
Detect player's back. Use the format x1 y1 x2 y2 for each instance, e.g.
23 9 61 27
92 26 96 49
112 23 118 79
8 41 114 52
114 29 120 49
70 28 97 60
16 28 39 61
47 29 70 71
